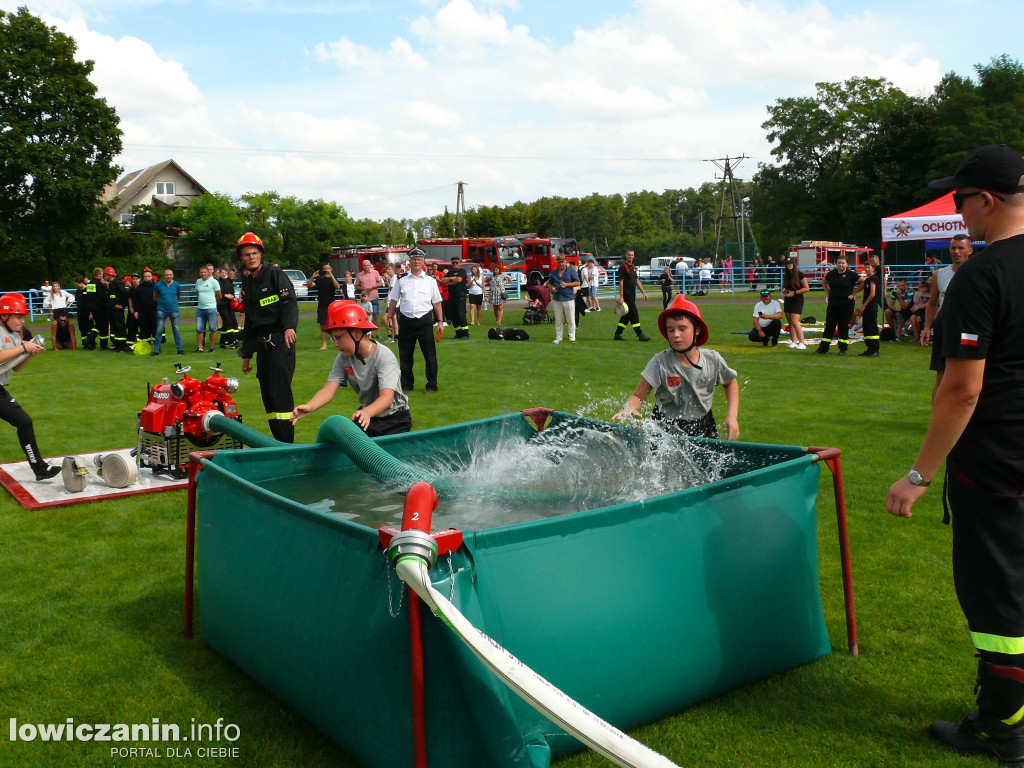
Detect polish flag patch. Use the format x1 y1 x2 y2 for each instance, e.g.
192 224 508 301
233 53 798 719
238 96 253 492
345 365 355 376
666 376 681 387
960 333 979 347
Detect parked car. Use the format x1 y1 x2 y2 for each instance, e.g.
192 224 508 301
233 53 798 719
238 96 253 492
283 269 308 299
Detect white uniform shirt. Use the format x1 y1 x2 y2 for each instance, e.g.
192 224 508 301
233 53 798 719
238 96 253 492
388 272 442 318
753 299 783 327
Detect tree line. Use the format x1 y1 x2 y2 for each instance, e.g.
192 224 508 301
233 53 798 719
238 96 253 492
3 6 1023 287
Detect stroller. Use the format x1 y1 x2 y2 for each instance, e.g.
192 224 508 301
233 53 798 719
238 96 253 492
523 284 554 325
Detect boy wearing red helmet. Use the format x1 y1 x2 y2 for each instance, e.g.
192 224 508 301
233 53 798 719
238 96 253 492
291 301 411 436
0 293 61 480
613 295 739 440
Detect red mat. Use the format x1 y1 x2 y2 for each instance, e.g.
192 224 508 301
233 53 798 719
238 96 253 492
0 450 187 510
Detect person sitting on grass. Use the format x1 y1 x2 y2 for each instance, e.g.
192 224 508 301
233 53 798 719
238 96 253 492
613 295 739 440
291 300 411 437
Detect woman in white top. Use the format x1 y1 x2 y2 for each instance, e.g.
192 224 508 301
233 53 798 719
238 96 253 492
48 281 72 317
467 264 485 326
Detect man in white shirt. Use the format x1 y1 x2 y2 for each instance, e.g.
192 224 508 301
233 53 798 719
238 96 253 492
386 249 444 393
748 289 784 347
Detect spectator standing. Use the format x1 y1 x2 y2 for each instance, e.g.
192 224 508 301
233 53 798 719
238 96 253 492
194 264 221 352
923 235 974 394
152 269 184 356
236 232 299 443
355 260 385 339
486 263 510 325
657 266 674 309
340 271 358 301
386 249 444 393
544 254 580 345
467 264 485 326
310 262 341 350
382 265 399 341
885 144 1024 765
722 256 734 290
748 289 784 346
614 250 651 341
816 256 861 355
782 257 810 349
216 265 240 349
584 258 601 310
440 257 469 339
0 293 61 480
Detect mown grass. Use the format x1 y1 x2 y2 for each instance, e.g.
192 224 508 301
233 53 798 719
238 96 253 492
0 293 981 768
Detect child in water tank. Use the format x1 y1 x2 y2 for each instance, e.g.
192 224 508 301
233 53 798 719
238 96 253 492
613 295 739 440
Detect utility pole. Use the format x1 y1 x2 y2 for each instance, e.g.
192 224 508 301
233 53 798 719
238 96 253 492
706 155 746 261
455 181 467 237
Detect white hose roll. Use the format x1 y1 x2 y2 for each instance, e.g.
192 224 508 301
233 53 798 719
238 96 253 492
61 456 89 493
95 452 138 488
395 557 683 768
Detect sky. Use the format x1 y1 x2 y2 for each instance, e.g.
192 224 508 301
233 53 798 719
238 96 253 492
3 0 1021 221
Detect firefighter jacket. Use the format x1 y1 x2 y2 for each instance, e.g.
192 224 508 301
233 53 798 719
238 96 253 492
240 264 298 339
84 279 107 311
107 279 130 311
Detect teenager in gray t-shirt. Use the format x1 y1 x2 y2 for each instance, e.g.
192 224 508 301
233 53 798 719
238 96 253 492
292 301 411 437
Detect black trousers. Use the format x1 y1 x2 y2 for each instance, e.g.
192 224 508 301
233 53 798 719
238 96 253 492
252 332 296 443
748 319 782 345
365 409 412 437
397 312 438 390
862 303 879 353
138 309 157 343
78 309 94 346
822 301 854 349
616 293 642 335
446 296 468 337
0 385 45 467
217 303 239 346
108 307 127 349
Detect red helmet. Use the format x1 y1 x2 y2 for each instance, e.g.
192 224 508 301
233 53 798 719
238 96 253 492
235 232 264 254
229 298 245 312
325 300 377 332
104 266 117 277
0 292 28 315
658 295 709 346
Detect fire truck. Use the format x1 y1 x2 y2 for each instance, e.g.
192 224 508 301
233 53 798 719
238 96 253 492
416 237 527 279
328 245 411 276
789 241 874 286
514 234 580 285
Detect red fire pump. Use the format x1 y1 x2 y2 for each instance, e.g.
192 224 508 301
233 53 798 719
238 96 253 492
136 362 245 478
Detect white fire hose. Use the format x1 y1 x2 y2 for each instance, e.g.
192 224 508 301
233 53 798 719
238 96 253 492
392 549 683 768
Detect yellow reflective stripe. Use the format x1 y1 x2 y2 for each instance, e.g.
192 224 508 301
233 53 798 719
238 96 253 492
1004 704 1024 726
269 412 292 420
971 631 1024 655
863 335 880 340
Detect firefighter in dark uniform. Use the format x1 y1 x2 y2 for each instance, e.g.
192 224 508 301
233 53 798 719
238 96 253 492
84 267 108 349
855 261 881 357
124 274 140 344
614 249 652 341
73 276 94 347
236 232 298 443
440 257 469 338
132 268 158 345
104 266 130 351
816 256 861 355
217 266 240 349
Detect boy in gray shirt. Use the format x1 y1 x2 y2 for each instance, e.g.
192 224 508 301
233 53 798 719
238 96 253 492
614 295 739 439
291 301 411 437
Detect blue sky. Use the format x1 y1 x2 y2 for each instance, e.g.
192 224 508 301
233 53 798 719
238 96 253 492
4 0 1022 220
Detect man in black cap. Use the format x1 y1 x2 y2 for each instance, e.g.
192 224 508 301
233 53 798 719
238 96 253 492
886 144 1024 764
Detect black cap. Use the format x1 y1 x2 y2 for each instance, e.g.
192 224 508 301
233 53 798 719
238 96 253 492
929 144 1024 193
760 289 771 296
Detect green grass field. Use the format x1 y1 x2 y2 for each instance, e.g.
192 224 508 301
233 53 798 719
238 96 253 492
0 294 983 768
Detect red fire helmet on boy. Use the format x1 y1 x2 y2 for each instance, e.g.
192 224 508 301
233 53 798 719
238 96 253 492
325 300 377 332
658 295 709 346
235 232 264 254
0 292 29 315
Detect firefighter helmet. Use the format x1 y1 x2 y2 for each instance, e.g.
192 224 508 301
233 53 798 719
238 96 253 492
235 232 264 254
104 266 117 277
0 292 28 316
658 295 709 346
325 300 377 332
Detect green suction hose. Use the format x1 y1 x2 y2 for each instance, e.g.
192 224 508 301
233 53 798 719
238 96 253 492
202 412 282 448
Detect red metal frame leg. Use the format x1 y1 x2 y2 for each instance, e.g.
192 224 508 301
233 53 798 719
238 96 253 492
809 447 859 656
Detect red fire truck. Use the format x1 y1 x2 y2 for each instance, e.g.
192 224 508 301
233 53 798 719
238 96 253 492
328 245 412 276
789 241 874 286
514 234 580 285
416 237 527 279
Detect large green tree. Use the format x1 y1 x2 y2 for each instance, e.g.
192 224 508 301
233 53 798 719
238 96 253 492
0 7 122 284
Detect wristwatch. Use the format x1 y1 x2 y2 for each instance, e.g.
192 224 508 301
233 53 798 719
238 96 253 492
907 469 931 487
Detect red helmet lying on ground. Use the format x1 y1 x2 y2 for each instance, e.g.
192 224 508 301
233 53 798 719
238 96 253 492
658 295 709 346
